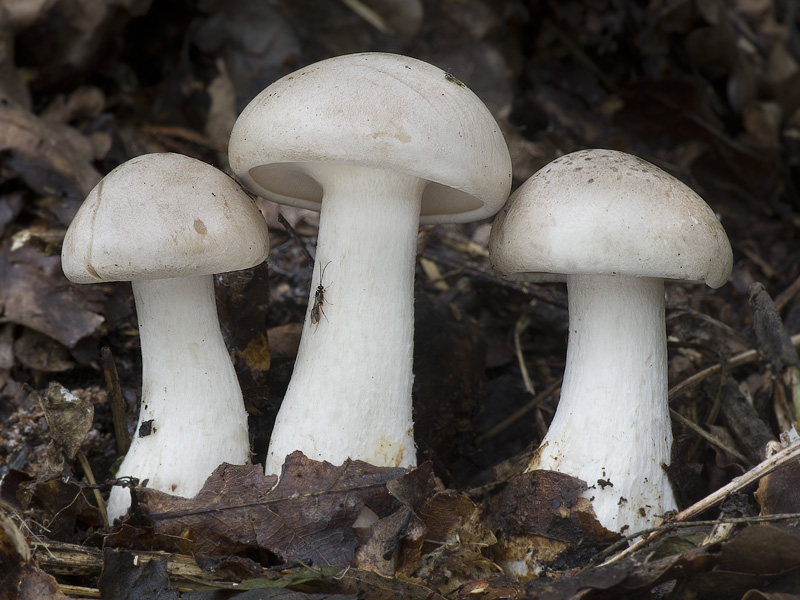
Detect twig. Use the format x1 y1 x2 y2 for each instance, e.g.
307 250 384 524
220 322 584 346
591 511 800 566
775 273 800 311
419 257 449 291
669 409 750 465
101 347 129 455
139 125 224 152
600 439 800 565
477 378 562 443
277 213 315 264
339 0 392 34
77 450 109 528
421 247 569 309
59 584 100 598
514 314 535 395
668 333 800 401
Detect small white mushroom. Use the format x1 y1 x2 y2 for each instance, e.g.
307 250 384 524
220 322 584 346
489 149 733 533
229 52 512 474
61 152 270 521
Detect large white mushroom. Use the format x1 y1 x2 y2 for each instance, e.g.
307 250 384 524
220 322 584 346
229 52 512 474
62 152 270 521
489 149 733 533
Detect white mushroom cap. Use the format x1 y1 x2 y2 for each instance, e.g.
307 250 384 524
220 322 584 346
229 52 512 224
490 149 732 287
62 152 269 283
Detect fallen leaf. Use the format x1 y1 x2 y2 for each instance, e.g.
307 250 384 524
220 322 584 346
0 101 101 223
18 563 70 600
14 329 74 373
98 549 180 600
482 470 619 580
0 242 105 349
114 453 408 568
40 382 94 461
1 505 71 600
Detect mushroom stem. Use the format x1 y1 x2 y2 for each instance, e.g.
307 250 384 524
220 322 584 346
265 164 424 474
530 273 678 532
107 275 249 520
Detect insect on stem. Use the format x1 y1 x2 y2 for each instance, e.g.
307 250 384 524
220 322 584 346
310 261 332 327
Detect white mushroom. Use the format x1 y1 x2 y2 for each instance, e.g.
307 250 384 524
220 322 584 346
61 152 270 521
489 149 733 533
229 52 512 474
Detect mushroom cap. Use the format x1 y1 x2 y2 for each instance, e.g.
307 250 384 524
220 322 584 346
229 52 512 225
62 153 270 284
489 149 733 288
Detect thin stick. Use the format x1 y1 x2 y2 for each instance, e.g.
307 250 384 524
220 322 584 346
775 273 800 311
77 450 109 528
514 314 536 395
601 439 800 565
477 378 562 443
101 347 129 455
591 511 800 566
668 333 800 402
339 0 391 33
277 213 315 264
669 409 750 465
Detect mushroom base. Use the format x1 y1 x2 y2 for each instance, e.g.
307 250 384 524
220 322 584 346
529 274 678 533
107 275 249 521
265 165 423 474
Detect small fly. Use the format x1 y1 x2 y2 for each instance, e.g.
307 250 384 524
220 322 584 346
310 261 332 326
444 71 466 87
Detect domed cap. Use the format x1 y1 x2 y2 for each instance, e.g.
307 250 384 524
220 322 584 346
489 149 733 288
229 52 512 225
62 153 270 284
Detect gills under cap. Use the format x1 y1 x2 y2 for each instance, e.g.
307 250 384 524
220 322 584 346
489 149 733 288
229 52 512 224
62 153 269 284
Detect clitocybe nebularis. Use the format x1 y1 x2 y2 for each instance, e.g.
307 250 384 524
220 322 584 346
62 152 270 521
229 52 512 474
489 148 733 534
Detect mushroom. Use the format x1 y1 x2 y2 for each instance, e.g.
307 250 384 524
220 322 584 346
229 52 512 474
488 149 733 533
61 152 270 521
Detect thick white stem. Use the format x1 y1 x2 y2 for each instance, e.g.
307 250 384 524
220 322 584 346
531 274 678 533
265 165 424 474
107 275 249 520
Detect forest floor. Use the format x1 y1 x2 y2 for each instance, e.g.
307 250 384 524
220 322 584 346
2 1 800 598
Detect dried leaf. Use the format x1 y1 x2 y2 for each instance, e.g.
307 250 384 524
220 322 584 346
525 542 720 598
329 568 445 600
22 477 101 540
14 329 74 372
41 382 94 461
98 549 180 600
455 574 521 600
756 458 800 538
0 507 28 595
749 283 800 371
18 564 70 600
0 102 101 223
117 454 407 567
0 243 105 348
481 470 619 581
677 526 800 597
718 526 800 575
